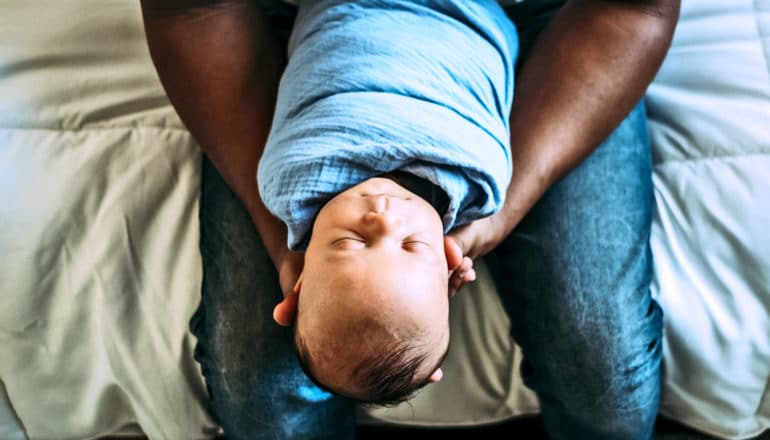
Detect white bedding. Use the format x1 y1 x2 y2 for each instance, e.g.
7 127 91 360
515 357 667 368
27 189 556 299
647 0 770 437
1 0 769 439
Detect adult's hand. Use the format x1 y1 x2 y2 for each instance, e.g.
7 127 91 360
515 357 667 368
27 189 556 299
447 215 503 261
444 215 506 297
445 235 475 298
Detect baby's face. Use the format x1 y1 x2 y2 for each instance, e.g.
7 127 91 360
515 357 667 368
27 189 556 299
307 176 447 270
297 176 450 398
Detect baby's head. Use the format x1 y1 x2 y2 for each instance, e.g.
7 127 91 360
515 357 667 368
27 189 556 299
295 176 451 404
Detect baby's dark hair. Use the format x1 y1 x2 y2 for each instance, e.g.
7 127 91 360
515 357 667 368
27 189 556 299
293 318 449 405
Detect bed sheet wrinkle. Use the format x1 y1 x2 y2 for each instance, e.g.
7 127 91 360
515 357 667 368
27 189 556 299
119 213 145 295
102 322 159 438
140 131 183 189
752 0 770 72
651 152 770 437
80 96 174 130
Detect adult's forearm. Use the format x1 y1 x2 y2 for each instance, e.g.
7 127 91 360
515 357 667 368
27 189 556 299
492 0 680 240
140 0 289 266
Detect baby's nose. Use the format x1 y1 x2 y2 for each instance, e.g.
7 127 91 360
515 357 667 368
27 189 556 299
363 209 404 234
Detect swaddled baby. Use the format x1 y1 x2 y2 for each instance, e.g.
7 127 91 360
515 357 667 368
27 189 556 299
259 0 517 404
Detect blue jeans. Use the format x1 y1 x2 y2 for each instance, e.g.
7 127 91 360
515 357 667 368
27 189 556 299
486 101 663 440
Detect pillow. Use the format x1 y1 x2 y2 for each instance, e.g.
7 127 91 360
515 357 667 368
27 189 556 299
0 1 217 437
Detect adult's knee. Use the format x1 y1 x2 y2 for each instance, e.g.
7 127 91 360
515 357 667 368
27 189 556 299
536 323 663 440
515 292 664 440
540 375 661 440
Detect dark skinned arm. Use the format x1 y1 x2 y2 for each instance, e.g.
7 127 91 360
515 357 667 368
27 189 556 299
449 0 681 259
139 0 302 294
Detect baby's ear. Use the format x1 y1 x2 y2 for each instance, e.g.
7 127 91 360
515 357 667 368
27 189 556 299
273 276 301 327
428 368 443 383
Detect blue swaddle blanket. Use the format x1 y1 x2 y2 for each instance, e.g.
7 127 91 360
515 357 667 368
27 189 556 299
258 0 518 249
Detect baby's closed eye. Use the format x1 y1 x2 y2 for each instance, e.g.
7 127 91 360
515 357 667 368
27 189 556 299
403 240 430 252
332 237 366 250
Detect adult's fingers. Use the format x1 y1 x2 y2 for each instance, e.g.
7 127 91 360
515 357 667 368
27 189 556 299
448 256 476 298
